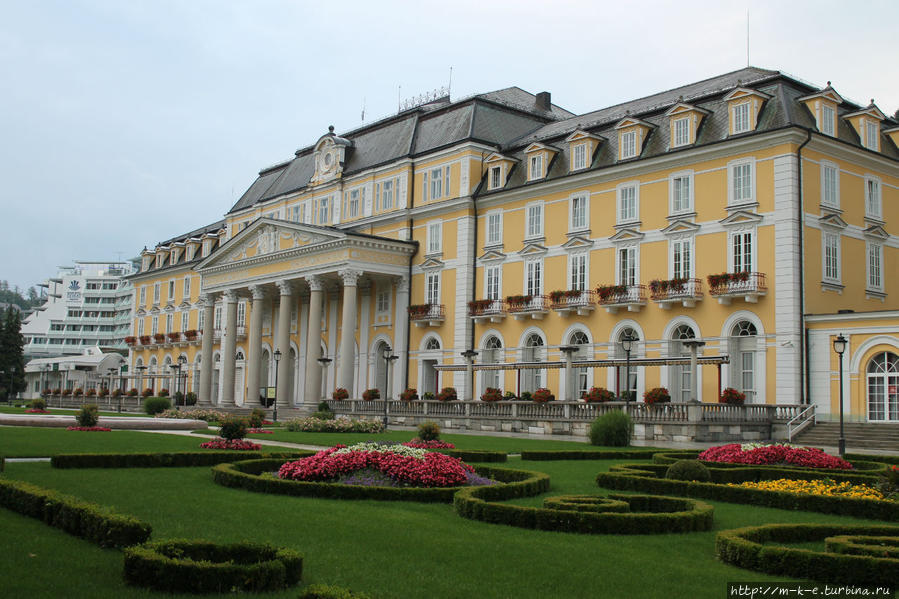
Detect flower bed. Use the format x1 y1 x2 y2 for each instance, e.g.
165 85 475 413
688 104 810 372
66 426 112 432
698 443 852 470
200 438 262 451
284 417 384 433
25 409 50 414
403 440 455 449
156 408 228 422
247 428 274 434
278 443 476 488
728 479 885 501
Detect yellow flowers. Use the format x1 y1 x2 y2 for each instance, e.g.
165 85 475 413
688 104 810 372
729 478 886 501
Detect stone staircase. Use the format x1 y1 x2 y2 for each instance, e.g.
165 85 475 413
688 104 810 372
794 421 899 453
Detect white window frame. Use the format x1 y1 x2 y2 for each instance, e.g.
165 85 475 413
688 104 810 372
153 282 160 304
729 229 756 274
617 182 639 224
732 101 751 134
430 167 443 199
213 305 222 330
181 310 189 332
316 196 330 225
137 318 144 337
865 120 880 151
616 245 638 286
821 161 840 209
488 165 503 190
865 176 882 220
822 231 841 284
525 259 543 296
528 154 543 180
525 202 544 239
139 286 146 306
820 104 835 136
572 143 587 170
866 242 883 291
151 315 158 336
165 313 173 334
198 309 204 332
426 221 442 255
727 158 755 206
672 116 690 148
425 272 441 305
568 252 588 291
237 301 246 327
669 170 694 215
670 237 694 280
485 211 503 246
183 276 191 299
375 290 390 315
345 188 361 219
485 265 501 300
569 192 588 232
620 130 637 159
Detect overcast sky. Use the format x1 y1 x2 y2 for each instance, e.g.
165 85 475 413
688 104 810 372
1 0 897 292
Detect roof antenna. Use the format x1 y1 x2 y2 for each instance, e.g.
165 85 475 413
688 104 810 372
397 85 401 112
448 66 453 99
746 9 750 67
361 96 366 122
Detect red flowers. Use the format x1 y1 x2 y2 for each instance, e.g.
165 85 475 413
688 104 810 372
199 438 262 450
698 443 852 470
402 440 455 449
25 409 50 414
66 426 112 432
247 428 274 434
278 446 473 487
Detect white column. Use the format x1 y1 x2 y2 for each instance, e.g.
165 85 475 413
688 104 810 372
245 285 265 406
337 269 362 394
198 293 216 405
392 275 410 398
303 275 324 407
275 280 293 409
221 290 238 406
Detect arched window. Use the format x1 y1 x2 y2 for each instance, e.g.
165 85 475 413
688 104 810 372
482 336 503 391
867 352 899 421
523 333 545 391
569 330 590 397
616 327 640 398
425 337 441 351
670 324 695 402
729 320 758 402
235 350 245 361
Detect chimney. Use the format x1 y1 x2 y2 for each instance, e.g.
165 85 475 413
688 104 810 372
535 91 551 111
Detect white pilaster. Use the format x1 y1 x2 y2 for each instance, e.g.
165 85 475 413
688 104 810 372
453 215 475 391
393 275 410 397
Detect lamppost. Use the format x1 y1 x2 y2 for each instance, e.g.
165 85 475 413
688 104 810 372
170 362 181 406
272 349 281 422
176 355 187 405
833 333 847 457
382 346 398 428
106 367 116 406
620 333 634 402
135 365 147 407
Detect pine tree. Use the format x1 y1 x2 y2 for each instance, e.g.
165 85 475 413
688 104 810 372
0 308 25 400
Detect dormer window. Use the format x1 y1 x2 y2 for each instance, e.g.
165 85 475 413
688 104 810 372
529 154 543 180
732 102 750 134
565 130 602 173
664 102 708 150
821 105 835 136
799 86 844 139
621 131 637 159
724 87 770 136
489 166 503 190
673 117 690 147
523 143 556 181
572 143 587 170
865 120 880 151
485 153 516 191
840 102 884 153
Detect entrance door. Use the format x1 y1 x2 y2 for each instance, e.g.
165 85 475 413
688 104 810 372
423 359 438 396
867 352 899 422
374 341 389 399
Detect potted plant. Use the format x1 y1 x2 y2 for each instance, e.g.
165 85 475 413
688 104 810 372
85 388 96 398
436 387 457 402
112 388 123 398
124 336 137 346
139 335 152 345
480 387 503 402
183 329 198 340
407 304 431 318
332 387 349 400
142 388 154 398
128 388 139 397
41 388 52 398
643 387 671 405
167 332 180 342
73 387 84 397
158 388 170 397
519 390 533 402
153 333 166 344
582 386 615 403
719 387 746 405
97 388 109 398
533 388 555 402
467 299 493 313
422 391 435 400
505 294 533 310
596 284 628 301
362 388 380 401
503 391 517 401
400 388 419 401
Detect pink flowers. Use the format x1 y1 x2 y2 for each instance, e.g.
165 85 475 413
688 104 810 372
247 428 274 434
698 443 853 470
199 438 262 450
278 445 473 488
25 409 50 414
402 440 455 449
66 426 112 432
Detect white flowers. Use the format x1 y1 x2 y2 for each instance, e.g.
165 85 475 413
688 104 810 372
333 442 427 460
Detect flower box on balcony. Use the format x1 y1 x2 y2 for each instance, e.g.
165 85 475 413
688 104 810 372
596 284 647 314
183 329 198 342
139 335 152 346
408 304 446 327
506 294 548 321
549 289 596 316
649 278 703 309
707 272 767 305
153 333 166 344
124 336 137 346
166 332 181 342
468 299 506 323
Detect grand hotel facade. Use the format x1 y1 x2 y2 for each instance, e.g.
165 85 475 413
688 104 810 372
127 67 899 424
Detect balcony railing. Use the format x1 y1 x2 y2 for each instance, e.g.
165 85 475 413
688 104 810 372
708 272 767 305
649 278 703 309
468 299 506 323
506 295 549 321
550 290 596 316
408 304 446 327
596 284 647 313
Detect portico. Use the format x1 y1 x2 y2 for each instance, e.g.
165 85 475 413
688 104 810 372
194 218 416 411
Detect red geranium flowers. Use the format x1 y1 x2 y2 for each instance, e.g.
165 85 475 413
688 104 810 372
698 443 852 470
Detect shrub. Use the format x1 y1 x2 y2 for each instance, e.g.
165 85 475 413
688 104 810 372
666 459 712 482
141 388 153 398
85 388 96 397
643 387 671 405
128 388 139 397
97 388 109 398
76 404 100 427
73 387 84 397
248 408 266 428
173 391 184 405
312 410 335 420
362 388 380 401
317 401 331 412
219 416 248 441
400 388 419 401
332 388 349 400
582 387 615 403
481 387 503 402
157 388 169 397
184 391 197 405
298 584 372 599
719 387 746 405
533 388 555 402
589 410 633 447
284 417 383 433
29 398 47 411
422 391 435 400
519 391 533 402
51 451 310 469
503 391 517 401
437 387 457 402
418 420 441 441
143 396 171 415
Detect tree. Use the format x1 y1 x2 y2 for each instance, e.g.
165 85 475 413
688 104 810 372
0 307 26 400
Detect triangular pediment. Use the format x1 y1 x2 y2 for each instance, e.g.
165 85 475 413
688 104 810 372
863 224 889 240
198 218 344 270
479 249 506 262
565 129 602 143
135 308 146 316
561 235 595 250
798 87 844 105
179 301 192 310
615 116 653 130
609 228 645 243
420 257 445 270
661 219 701 235
149 307 160 315
524 142 559 155
664 102 709 117
818 213 848 230
845 104 886 121
163 304 176 313
485 152 516 164
724 87 772 102
518 242 548 256
719 210 763 227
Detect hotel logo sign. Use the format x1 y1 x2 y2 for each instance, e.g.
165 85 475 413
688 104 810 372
66 280 82 303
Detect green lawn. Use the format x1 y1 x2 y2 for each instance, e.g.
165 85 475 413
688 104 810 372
0 430 894 598
0 405 148 417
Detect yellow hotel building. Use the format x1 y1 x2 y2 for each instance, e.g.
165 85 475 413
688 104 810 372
127 67 899 427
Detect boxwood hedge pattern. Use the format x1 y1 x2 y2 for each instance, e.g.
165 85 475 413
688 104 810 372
543 495 631 513
716 524 899 586
520 449 660 461
0 478 150 548
123 539 303 593
211 458 525 503
298 584 373 599
826 535 899 559
443 449 507 463
596 463 899 520
50 451 313 469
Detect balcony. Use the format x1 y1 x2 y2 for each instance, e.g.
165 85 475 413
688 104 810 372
408 304 446 327
649 278 703 309
468 299 506 324
708 272 767 305
596 284 647 314
550 290 596 316
507 295 549 321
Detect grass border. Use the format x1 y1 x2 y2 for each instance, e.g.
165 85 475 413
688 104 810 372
50 451 312 469
520 449 659 461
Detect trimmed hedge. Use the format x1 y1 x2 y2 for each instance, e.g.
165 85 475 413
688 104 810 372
845 452 899 466
0 478 150 547
212 458 518 503
826 535 899 559
597 463 899 520
444 449 507 463
51 451 313 469
454 478 713 534
651 450 889 479
123 539 302 593
716 524 899 586
543 495 630 513
520 449 659 461
299 584 373 599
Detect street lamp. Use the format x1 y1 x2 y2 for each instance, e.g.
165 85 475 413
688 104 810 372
170 362 181 406
382 346 398 428
135 365 147 409
106 367 116 406
272 349 281 422
620 333 634 402
833 333 848 457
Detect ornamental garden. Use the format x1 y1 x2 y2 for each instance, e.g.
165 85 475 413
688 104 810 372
1 407 898 598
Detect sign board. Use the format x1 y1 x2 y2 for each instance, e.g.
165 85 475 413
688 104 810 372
266 386 276 399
